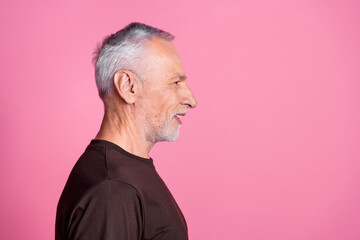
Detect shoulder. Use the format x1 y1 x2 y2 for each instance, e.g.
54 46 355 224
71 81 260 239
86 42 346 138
67 180 144 239
81 179 141 204
71 180 143 224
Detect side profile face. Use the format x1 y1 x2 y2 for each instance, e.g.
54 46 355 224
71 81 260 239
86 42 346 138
139 37 197 143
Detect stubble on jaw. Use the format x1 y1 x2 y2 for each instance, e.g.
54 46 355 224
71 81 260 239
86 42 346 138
141 111 181 145
156 113 181 142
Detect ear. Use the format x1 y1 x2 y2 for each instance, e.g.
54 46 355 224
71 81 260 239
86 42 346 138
113 70 140 104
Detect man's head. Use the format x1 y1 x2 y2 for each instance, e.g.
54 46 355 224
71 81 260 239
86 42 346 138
93 23 197 144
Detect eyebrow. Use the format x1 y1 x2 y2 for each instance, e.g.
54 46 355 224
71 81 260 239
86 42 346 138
170 73 187 81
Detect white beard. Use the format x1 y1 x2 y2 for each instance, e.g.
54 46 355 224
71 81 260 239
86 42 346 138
143 112 181 143
156 114 181 142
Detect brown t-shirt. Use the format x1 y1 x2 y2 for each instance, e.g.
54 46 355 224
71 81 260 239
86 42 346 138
56 139 188 240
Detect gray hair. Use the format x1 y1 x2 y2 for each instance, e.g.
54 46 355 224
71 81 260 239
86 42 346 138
93 22 175 98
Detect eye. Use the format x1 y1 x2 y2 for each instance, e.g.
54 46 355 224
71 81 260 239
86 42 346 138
174 81 180 86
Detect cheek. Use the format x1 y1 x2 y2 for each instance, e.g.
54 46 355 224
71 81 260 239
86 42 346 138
142 86 179 121
156 94 178 121
157 98 173 118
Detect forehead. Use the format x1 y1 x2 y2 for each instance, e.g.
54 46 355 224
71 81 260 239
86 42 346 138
146 37 178 56
144 37 185 76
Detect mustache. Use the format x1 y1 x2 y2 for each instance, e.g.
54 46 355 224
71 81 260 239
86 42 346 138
166 110 187 122
171 110 187 117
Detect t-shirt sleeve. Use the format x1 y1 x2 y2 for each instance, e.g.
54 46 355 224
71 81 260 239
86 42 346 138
67 180 143 240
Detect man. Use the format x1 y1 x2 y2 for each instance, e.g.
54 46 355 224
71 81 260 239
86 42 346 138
55 22 197 240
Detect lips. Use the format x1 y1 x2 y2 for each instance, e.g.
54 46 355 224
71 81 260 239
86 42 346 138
174 113 186 124
174 113 186 118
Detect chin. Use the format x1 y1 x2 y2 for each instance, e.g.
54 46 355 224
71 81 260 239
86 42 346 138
157 126 180 142
166 133 179 142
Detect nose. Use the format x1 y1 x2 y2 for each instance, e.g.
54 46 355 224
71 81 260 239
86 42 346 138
181 83 197 108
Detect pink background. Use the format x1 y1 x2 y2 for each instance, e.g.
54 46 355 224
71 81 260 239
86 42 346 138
1 0 359 239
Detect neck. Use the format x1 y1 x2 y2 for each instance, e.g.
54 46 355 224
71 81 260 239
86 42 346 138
95 108 154 159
